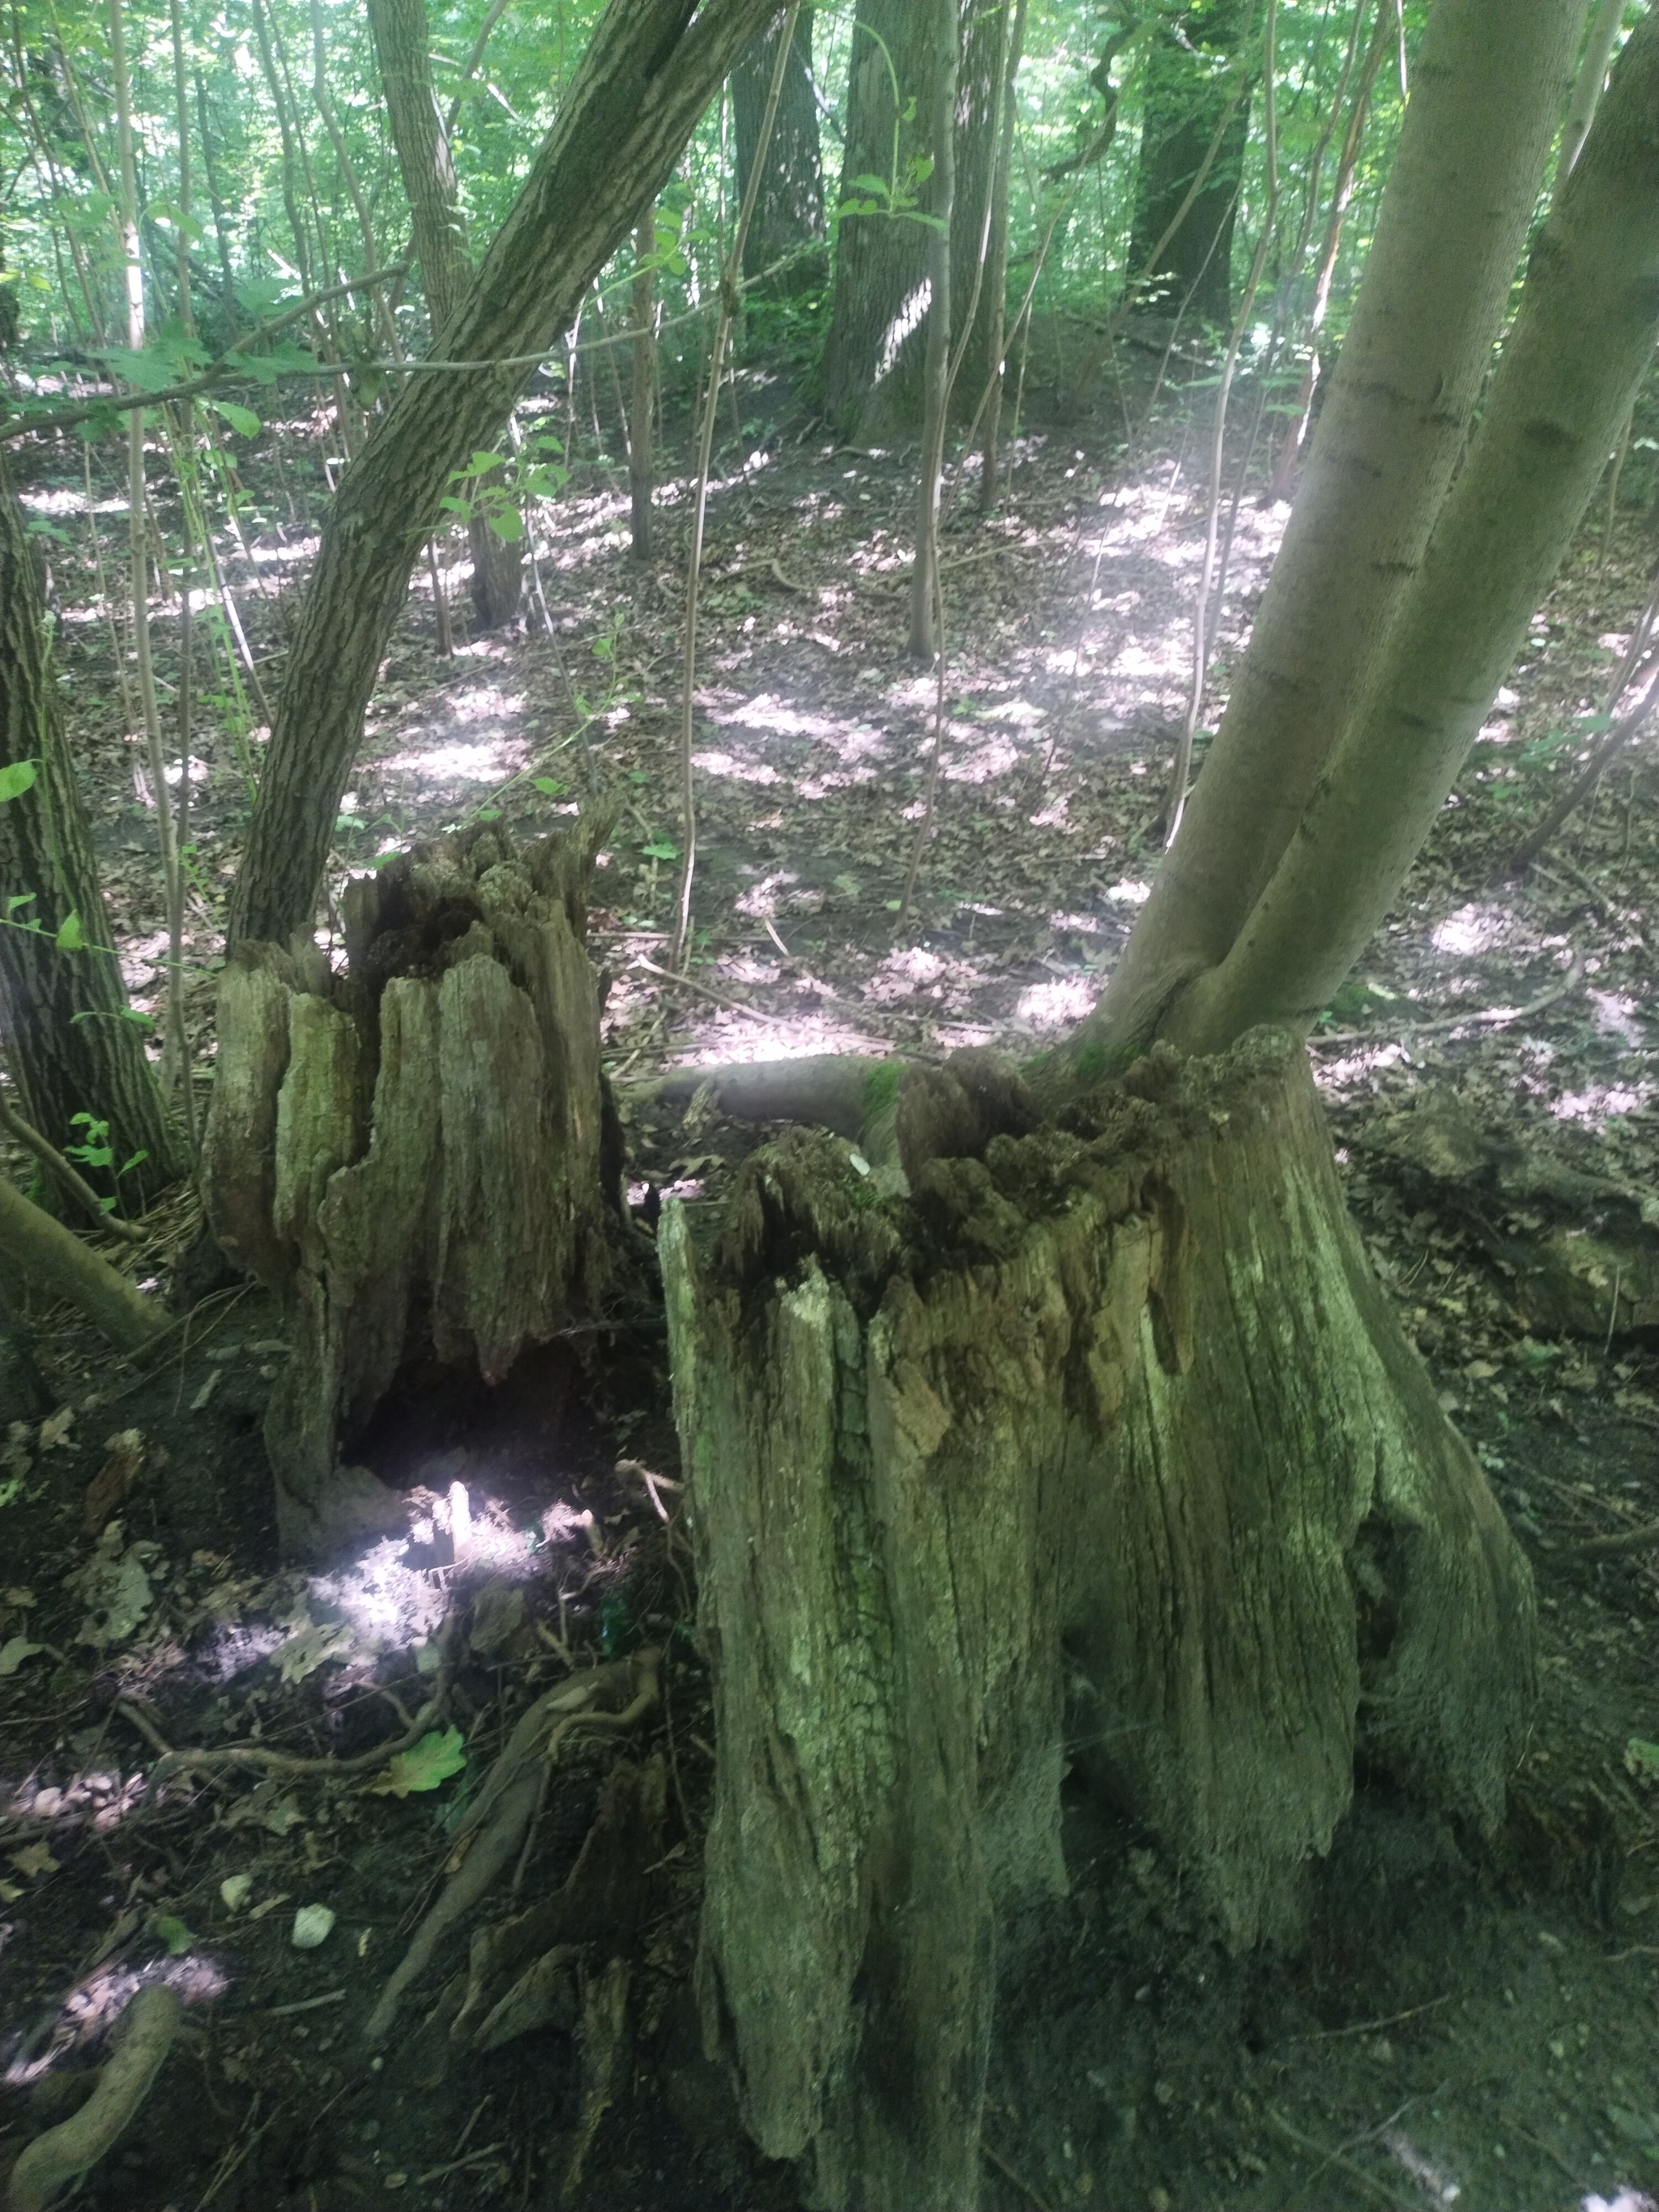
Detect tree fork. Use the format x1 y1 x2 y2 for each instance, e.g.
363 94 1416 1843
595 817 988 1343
1087 0 1592 1063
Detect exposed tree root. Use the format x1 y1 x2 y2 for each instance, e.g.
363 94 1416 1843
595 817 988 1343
5 1984 181 2212
364 1647 659 2048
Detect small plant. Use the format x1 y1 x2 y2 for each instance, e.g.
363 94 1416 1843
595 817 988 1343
63 1114 148 1213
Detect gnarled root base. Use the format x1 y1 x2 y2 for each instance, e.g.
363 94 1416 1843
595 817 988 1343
661 1030 1534 2212
202 815 621 1555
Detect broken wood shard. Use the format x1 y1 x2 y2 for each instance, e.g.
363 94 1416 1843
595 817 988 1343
201 814 621 1554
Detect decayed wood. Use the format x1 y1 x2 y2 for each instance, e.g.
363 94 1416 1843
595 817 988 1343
663 1029 1535 2211
203 816 619 1554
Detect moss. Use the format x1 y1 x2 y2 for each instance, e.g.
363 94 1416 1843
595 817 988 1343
863 1060 901 1116
1073 1039 1109 1084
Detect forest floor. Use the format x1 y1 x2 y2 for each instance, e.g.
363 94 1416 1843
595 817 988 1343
2 332 1657 2212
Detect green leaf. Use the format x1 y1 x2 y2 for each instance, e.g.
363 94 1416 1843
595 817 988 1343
0 760 37 804
1627 1737 1659 1780
206 399 261 437
531 778 569 798
368 1726 467 1798
486 509 525 543
54 910 85 952
151 1913 194 1955
0 1479 22 1509
641 839 677 861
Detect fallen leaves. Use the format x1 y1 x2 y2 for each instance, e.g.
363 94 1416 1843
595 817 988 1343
368 1727 467 1800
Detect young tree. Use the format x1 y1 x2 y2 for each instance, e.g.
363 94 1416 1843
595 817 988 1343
731 6 825 293
820 0 1025 436
227 0 789 954
0 465 185 1208
365 0 523 629
660 4 1659 2206
1127 0 1256 327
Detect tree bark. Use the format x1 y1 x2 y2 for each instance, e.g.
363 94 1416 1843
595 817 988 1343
820 0 1021 437
228 0 783 954
1166 2 1659 1051
0 461 185 1207
665 1034 1533 2210
0 1173 167 1353
203 816 622 1556
731 6 825 293
1081 0 1592 1068
1128 0 1256 328
365 0 522 630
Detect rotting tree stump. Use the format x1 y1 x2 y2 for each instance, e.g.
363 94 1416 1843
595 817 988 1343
662 1030 1536 2212
203 815 622 1556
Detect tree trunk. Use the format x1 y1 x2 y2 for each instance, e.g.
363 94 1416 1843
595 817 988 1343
0 462 185 1208
731 6 825 294
820 0 1019 438
1086 0 1592 1064
366 0 522 631
228 0 783 954
664 1034 1533 2210
202 816 622 1555
1126 0 1254 328
1165 0 1659 1051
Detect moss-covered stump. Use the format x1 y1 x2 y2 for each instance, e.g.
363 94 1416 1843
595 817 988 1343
661 1030 1535 2212
202 816 621 1555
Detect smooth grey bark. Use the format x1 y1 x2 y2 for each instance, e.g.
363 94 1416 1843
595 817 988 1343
1167 2 1659 1050
907 0 957 660
228 0 784 953
1074 0 1592 1072
629 207 657 560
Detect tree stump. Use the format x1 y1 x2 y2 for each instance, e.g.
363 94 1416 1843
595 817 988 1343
203 816 621 1555
662 1030 1535 2212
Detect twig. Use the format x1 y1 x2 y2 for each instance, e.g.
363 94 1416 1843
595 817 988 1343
1311 954 1584 1046
1268 2108 1420 2211
1561 1521 1659 1558
1294 1994 1450 2040
631 953 800 1027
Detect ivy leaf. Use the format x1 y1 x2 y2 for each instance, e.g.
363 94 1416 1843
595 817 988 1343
367 1727 467 1798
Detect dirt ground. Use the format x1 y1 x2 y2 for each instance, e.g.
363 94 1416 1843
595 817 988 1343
2 332 1657 2211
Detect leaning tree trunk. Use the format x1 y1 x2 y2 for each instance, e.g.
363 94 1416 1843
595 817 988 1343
366 0 522 631
0 462 185 1208
664 1034 1533 2211
820 0 1017 437
202 816 621 1555
732 6 826 294
228 0 783 954
1126 0 1254 328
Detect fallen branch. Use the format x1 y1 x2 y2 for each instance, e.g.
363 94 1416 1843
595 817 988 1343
6 1984 181 2212
619 1052 895 1138
0 1175 168 1353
